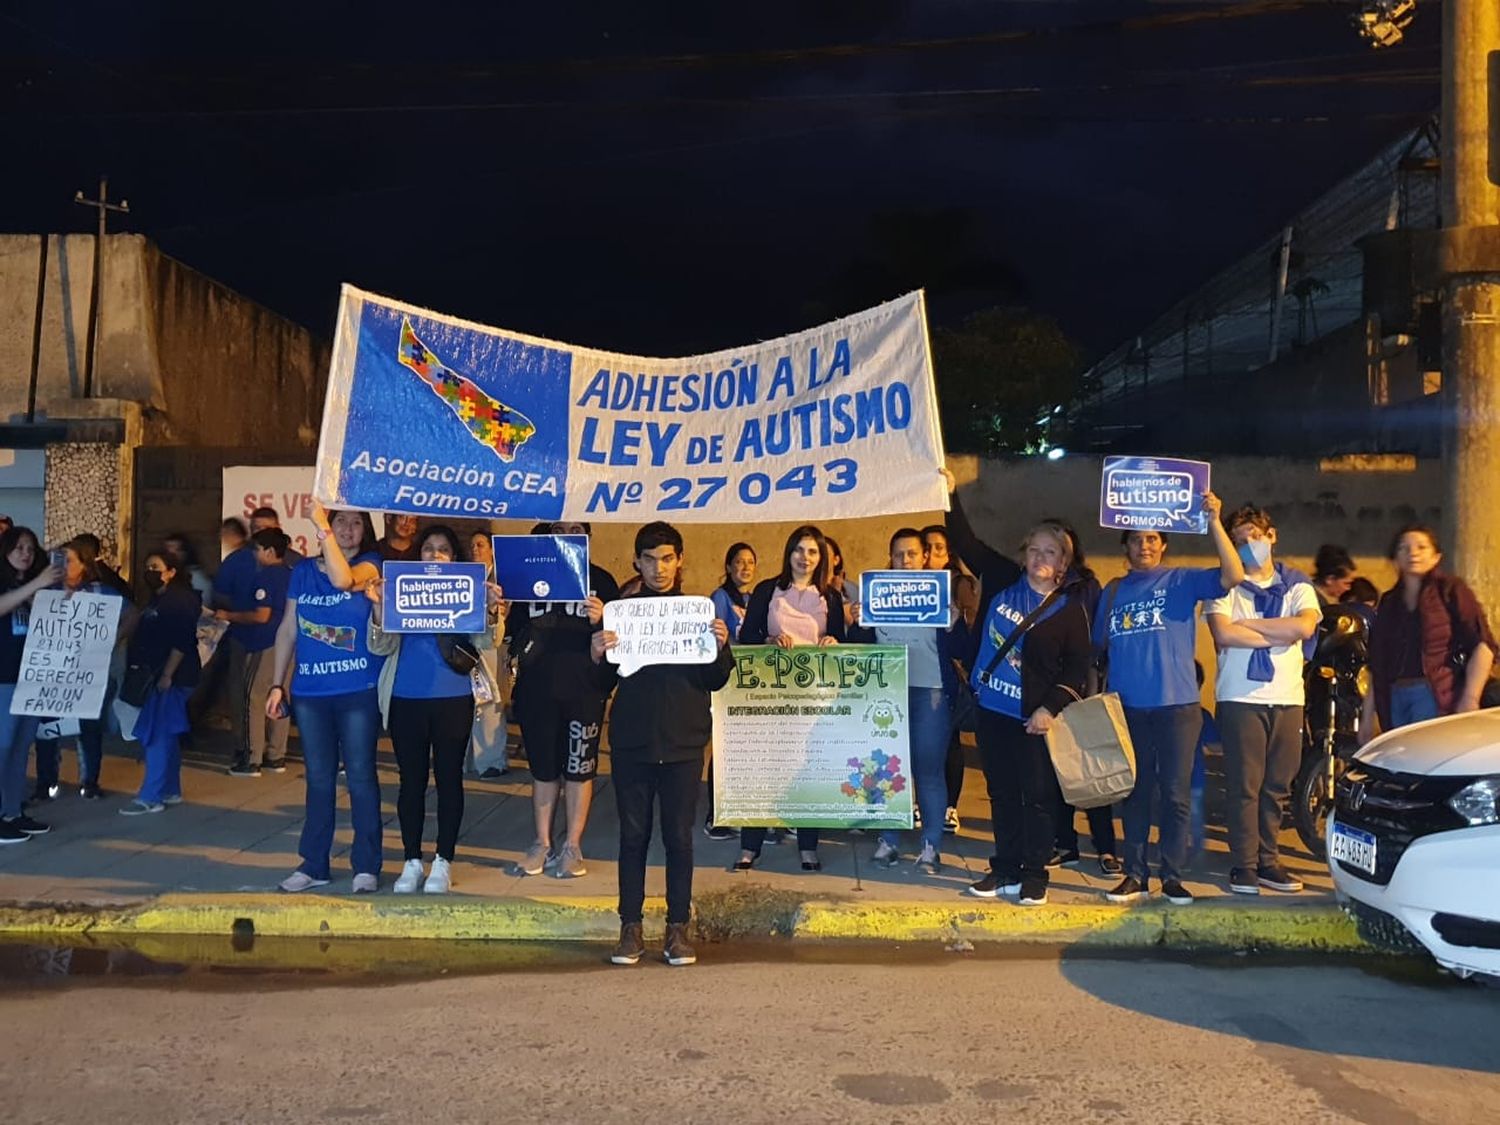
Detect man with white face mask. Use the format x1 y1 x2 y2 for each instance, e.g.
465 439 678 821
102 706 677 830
1205 505 1321 897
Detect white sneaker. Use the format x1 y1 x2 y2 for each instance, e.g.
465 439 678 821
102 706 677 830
351 873 379 894
424 856 452 894
278 871 330 893
393 858 425 894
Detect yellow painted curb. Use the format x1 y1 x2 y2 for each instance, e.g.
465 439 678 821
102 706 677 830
0 892 1373 954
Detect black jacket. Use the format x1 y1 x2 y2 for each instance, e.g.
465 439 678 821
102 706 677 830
507 563 619 702
589 590 735 763
739 578 848 645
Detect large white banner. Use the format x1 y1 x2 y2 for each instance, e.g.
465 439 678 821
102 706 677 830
222 466 318 558
313 286 948 523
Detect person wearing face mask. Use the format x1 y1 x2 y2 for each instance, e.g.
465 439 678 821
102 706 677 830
1204 505 1321 896
1094 492 1244 906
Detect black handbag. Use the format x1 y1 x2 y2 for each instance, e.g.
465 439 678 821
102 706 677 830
437 634 481 676
118 663 157 707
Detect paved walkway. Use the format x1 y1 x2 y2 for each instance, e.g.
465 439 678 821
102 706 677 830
0 726 1333 910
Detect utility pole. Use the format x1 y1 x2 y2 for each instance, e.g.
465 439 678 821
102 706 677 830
73 175 130 400
1442 0 1500 611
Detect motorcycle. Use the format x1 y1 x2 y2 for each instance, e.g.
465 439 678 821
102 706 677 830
1291 606 1369 858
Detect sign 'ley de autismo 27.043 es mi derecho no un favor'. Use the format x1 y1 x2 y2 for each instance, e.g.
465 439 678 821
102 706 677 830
11 590 123 720
1098 455 1212 535
380 561 488 634
312 286 948 523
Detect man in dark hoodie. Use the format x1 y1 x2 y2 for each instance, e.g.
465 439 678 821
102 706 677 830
590 521 732 968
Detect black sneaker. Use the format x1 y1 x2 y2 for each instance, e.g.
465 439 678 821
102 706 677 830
966 873 1021 898
663 922 697 967
30 785 56 802
263 759 288 774
1018 878 1049 906
1228 867 1260 895
1257 864 1305 893
1161 878 1194 906
478 766 507 779
1098 854 1124 877
78 783 102 801
0 820 30 844
703 820 736 842
1105 876 1148 903
228 760 261 778
1045 849 1080 869
9 815 50 836
610 922 645 965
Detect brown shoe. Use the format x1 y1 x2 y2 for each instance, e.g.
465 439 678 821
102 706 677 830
610 922 645 965
663 922 697 966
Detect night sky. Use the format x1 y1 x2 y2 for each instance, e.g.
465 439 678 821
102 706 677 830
3 1 1440 358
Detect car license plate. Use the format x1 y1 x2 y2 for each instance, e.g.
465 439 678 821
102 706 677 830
1330 822 1377 875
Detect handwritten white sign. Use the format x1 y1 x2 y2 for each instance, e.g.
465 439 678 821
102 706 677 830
603 595 718 677
10 590 122 719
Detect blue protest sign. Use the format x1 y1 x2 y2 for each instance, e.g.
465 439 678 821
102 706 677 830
858 570 951 627
381 562 488 634
492 535 590 603
1099 455 1212 534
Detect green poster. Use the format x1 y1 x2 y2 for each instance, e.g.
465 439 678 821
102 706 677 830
711 644 913 829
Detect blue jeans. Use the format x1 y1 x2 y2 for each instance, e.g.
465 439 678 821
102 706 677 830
291 690 383 880
1390 680 1440 728
1121 703 1201 885
0 685 39 819
137 687 191 805
880 687 955 852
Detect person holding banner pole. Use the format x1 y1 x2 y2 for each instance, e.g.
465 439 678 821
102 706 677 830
366 526 505 895
464 529 509 779
736 525 848 871
266 505 385 894
507 521 619 881
590 521 734 967
118 553 202 816
0 527 62 842
704 542 756 842
966 522 1092 905
851 527 968 874
1094 492 1244 906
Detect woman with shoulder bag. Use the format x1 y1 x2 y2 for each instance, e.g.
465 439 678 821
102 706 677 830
118 552 202 816
367 525 505 894
966 522 1091 906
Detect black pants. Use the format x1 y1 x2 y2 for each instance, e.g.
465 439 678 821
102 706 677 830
739 826 820 855
389 694 472 861
614 756 699 925
977 707 1062 884
1055 797 1118 856
945 732 966 807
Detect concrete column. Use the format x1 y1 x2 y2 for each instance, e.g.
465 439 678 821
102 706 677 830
1442 0 1500 609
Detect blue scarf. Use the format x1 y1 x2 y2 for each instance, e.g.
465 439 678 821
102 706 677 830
1239 562 1312 681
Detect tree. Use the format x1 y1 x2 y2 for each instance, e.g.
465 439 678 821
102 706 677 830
931 307 1085 455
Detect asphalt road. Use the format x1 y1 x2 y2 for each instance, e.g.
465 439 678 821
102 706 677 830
3 948 1496 1124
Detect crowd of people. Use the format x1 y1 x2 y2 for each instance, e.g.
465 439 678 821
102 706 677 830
0 476 1494 968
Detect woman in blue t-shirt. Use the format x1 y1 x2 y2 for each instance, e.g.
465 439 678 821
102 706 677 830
267 505 384 894
968 522 1091 907
0 527 62 843
367 525 504 895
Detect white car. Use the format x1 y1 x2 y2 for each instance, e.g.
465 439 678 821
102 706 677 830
1328 710 1500 982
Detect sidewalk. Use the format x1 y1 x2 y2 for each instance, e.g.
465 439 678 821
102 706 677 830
0 728 1365 952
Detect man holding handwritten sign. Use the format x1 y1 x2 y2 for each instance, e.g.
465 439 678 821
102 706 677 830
590 522 732 967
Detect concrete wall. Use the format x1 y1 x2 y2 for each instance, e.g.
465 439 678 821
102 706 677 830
0 234 327 449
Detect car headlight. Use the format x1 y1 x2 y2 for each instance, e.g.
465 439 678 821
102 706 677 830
1448 778 1500 826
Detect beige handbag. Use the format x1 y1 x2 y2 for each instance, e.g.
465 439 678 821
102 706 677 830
1044 685 1137 809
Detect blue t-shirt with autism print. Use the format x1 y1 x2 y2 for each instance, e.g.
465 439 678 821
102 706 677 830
971 578 1063 720
288 554 384 697
1093 566 1224 709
